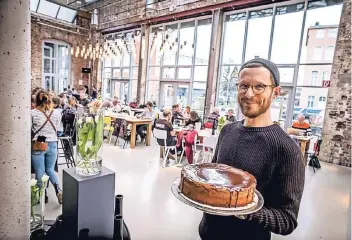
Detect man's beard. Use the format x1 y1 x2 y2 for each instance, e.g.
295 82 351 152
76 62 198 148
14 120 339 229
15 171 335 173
238 97 272 119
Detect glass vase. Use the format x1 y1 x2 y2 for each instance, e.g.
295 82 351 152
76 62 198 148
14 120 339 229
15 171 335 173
76 108 104 176
30 186 45 232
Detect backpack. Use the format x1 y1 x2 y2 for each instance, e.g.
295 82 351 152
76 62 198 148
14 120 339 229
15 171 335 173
308 155 321 169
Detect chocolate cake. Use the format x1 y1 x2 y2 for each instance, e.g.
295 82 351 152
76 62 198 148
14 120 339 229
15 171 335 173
179 163 257 208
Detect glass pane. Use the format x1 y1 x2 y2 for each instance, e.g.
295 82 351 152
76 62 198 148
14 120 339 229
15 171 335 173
105 59 112 67
178 68 191 79
149 27 164 66
149 67 160 80
271 4 304 64
57 6 76 22
161 84 174 108
195 20 212 65
162 67 175 79
113 56 121 67
123 54 131 67
122 68 130 78
217 66 239 108
113 69 121 78
132 32 141 66
176 84 189 108
37 0 60 17
222 13 246 64
104 68 111 78
279 68 295 83
194 66 208 81
45 76 51 91
325 46 335 61
51 60 56 74
270 89 290 128
179 21 195 65
132 67 138 79
132 80 138 100
44 59 51 73
293 87 329 129
300 4 342 63
30 0 39 11
245 9 273 61
192 82 206 117
147 81 160 103
297 65 332 86
44 48 51 57
44 42 55 57
163 24 178 65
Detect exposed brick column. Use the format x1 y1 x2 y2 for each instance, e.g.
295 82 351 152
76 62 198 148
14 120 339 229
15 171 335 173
137 24 150 104
0 0 31 238
320 0 351 167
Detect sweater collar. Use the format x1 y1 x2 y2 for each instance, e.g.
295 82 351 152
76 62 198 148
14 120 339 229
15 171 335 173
237 120 280 132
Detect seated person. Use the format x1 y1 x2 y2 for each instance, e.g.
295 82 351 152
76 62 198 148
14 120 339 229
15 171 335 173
291 114 312 136
102 98 113 108
137 101 155 142
183 106 191 119
112 99 121 112
155 109 177 157
172 104 184 124
226 109 236 122
204 107 220 129
185 111 202 127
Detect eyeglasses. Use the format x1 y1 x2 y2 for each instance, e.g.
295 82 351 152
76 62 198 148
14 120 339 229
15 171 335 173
236 83 275 95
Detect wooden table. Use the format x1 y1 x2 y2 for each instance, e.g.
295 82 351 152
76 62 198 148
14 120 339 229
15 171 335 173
295 136 312 166
125 118 153 149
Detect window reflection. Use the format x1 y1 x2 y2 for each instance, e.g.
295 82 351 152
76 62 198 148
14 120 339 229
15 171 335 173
218 66 239 108
300 3 342 63
163 24 178 65
222 13 246 64
149 27 164 66
271 3 304 64
245 9 273 60
192 82 206 117
195 19 212 65
297 65 332 86
179 21 195 65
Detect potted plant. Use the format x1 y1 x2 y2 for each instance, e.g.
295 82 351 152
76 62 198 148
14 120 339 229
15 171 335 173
30 175 49 232
76 101 104 176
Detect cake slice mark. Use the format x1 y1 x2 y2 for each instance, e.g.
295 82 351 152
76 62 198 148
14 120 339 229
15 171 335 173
234 190 239 208
228 190 232 208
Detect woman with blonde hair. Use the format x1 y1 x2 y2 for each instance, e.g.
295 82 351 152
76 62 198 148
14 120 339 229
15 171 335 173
31 90 62 204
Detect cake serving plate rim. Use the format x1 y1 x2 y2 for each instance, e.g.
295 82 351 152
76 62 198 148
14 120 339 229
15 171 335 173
171 178 264 216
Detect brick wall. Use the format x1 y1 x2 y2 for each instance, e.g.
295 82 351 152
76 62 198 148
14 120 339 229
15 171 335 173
320 0 351 167
31 16 98 92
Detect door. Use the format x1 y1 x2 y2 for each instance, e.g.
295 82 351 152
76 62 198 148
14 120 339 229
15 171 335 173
270 87 293 129
160 82 190 108
110 80 129 104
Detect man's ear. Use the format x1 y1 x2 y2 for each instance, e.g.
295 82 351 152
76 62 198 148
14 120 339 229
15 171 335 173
272 86 281 99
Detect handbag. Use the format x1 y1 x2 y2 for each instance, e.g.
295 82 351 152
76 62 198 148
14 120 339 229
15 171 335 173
32 110 56 151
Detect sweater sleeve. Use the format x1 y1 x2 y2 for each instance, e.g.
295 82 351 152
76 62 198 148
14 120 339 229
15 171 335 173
247 143 305 235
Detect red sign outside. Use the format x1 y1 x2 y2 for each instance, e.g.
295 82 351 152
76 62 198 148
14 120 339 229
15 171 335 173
322 80 331 88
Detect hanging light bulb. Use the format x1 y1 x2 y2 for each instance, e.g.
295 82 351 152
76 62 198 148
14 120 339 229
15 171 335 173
65 46 69 55
71 47 74 55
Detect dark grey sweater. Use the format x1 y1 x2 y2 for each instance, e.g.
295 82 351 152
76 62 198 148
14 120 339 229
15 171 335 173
199 121 305 240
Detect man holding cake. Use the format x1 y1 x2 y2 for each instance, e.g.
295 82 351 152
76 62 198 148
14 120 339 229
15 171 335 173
198 58 305 240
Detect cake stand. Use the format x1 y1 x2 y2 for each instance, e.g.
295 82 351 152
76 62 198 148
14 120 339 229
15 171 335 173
171 178 264 216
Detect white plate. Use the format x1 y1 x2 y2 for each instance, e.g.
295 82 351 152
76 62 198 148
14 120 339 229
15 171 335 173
171 178 264 216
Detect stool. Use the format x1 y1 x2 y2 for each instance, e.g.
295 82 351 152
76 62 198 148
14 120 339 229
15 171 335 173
58 136 75 168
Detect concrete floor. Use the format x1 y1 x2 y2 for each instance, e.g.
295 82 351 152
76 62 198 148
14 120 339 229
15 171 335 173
45 139 351 240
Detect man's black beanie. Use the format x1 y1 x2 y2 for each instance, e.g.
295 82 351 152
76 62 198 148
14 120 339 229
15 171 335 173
239 58 280 86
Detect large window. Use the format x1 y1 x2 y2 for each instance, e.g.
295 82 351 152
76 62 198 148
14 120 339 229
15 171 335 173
218 0 343 130
147 17 212 116
102 30 141 102
42 41 71 93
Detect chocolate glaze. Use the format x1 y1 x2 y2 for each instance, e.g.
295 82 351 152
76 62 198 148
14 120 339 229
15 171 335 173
182 163 256 191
